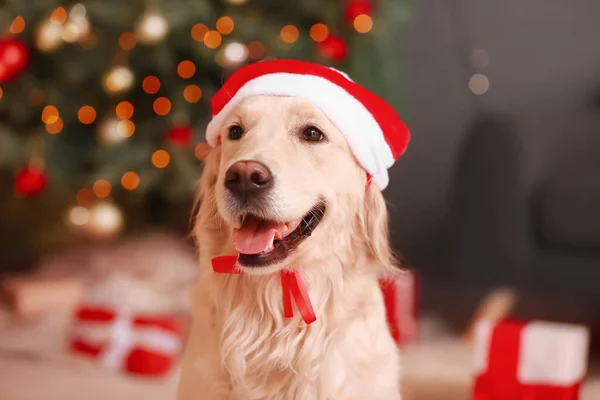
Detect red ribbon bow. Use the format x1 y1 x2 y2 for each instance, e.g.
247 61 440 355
211 256 316 325
474 320 582 400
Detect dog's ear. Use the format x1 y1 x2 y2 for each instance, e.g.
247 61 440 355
360 185 400 271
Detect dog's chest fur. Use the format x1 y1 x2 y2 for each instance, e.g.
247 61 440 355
178 256 401 400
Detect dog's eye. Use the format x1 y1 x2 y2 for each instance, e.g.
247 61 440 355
302 126 325 142
228 125 244 141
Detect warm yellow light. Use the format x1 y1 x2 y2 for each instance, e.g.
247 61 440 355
41 105 59 124
117 119 135 138
142 76 160 94
46 117 64 134
9 16 26 34
216 16 235 35
191 23 209 42
93 179 112 198
353 14 373 34
469 74 490 95
152 149 170 168
121 171 140 191
280 25 299 44
153 97 171 116
309 23 328 42
78 105 97 124
68 206 89 227
50 7 68 24
183 85 202 103
104 66 134 93
76 188 94 206
177 60 196 79
248 41 265 60
119 32 136 50
115 101 134 120
204 30 222 49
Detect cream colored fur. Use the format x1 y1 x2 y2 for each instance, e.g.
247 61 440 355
178 96 401 400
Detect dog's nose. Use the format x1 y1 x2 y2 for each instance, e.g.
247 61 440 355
225 160 273 200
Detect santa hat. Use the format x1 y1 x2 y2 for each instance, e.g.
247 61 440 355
206 59 410 190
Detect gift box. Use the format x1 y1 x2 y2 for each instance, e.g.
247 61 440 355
473 319 590 400
70 305 183 377
379 269 419 347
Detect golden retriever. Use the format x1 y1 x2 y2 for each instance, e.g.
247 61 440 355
177 95 401 400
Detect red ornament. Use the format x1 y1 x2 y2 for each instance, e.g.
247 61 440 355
317 35 348 61
15 167 47 197
0 37 29 83
166 125 193 147
344 0 373 24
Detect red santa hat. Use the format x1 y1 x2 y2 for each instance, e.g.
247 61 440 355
206 59 410 190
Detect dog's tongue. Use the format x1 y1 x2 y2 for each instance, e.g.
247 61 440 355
233 217 284 255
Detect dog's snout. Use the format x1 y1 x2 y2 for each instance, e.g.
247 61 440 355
225 160 273 200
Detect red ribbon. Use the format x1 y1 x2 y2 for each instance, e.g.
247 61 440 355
473 320 582 400
211 256 316 325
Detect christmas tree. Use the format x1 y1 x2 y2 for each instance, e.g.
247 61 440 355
0 0 411 271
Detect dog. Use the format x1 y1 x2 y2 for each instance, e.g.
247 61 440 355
178 60 409 400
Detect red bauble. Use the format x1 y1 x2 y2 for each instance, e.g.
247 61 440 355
15 167 47 197
317 35 348 61
166 125 193 147
0 38 29 83
344 0 373 24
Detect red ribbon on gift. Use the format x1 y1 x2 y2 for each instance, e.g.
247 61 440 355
212 256 316 325
473 320 582 400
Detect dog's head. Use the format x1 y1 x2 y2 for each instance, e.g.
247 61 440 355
196 95 397 275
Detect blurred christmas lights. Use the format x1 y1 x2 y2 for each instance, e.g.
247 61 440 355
309 24 328 42
35 21 63 52
104 66 135 93
183 85 202 103
41 105 59 124
50 7 68 24
223 42 248 65
136 10 168 44
247 41 265 59
216 16 235 35
177 60 196 79
142 76 160 94
78 105 97 124
76 188 95 207
280 25 299 44
204 31 222 49
46 118 64 134
115 101 134 120
118 119 135 138
68 205 89 227
153 97 171 116
191 24 209 42
93 179 112 198
121 171 140 191
9 16 26 35
119 32 137 51
87 201 123 238
469 73 490 95
98 118 124 144
152 149 170 168
353 14 373 33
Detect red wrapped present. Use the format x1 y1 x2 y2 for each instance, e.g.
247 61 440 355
379 269 419 347
473 319 590 400
70 305 183 377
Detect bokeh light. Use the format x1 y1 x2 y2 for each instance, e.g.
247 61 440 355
119 32 137 50
9 16 26 34
117 119 135 138
104 66 135 93
50 7 68 24
309 23 328 42
183 85 202 103
78 105 97 124
115 101 134 120
469 73 490 95
68 206 89 227
216 16 234 35
152 149 170 168
153 97 171 116
41 105 59 124
76 188 94 206
177 60 196 79
353 14 373 33
46 117 64 134
93 179 111 198
191 23 209 42
121 171 140 191
248 41 265 59
142 76 161 94
204 30 222 49
280 25 299 44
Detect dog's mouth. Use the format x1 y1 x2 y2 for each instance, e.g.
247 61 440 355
232 203 325 268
